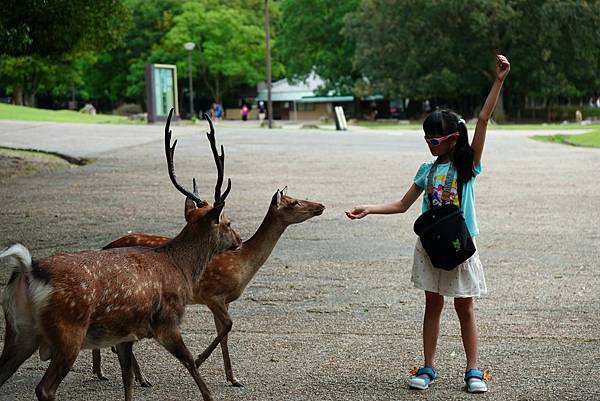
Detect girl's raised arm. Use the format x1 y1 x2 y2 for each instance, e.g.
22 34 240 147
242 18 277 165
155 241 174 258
471 55 510 166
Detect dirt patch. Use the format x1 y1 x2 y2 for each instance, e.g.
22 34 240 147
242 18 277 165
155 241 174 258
0 148 72 181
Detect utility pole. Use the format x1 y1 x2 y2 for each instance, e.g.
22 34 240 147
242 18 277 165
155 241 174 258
183 42 196 119
264 0 273 128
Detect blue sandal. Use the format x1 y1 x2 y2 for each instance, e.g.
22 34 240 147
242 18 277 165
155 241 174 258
409 366 438 390
464 368 489 393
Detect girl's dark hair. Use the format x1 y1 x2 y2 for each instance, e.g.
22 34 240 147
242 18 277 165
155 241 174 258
422 109 474 183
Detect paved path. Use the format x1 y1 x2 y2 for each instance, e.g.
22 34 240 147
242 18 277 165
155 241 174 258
0 120 598 401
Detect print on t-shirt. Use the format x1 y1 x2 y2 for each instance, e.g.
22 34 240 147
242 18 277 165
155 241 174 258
427 174 459 208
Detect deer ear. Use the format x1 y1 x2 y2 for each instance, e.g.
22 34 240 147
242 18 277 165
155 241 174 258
270 190 281 208
281 186 288 196
271 189 283 208
206 203 225 223
184 198 197 222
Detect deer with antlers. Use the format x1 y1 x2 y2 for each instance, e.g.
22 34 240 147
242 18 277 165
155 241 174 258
0 109 240 401
94 188 325 388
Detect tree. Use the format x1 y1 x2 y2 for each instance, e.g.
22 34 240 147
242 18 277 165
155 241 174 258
0 0 130 57
277 0 360 95
346 0 600 120
158 1 281 104
346 0 515 118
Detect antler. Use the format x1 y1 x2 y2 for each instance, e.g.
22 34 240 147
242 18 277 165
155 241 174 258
164 108 204 205
164 108 231 208
203 113 231 205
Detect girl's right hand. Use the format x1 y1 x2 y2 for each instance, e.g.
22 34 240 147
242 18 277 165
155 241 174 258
496 54 510 82
345 206 369 219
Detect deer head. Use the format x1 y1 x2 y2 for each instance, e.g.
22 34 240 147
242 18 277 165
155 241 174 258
268 187 325 226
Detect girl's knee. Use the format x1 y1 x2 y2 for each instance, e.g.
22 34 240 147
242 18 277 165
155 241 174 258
425 291 444 314
453 297 474 316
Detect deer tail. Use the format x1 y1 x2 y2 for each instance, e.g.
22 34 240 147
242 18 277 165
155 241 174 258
0 243 33 273
0 243 35 335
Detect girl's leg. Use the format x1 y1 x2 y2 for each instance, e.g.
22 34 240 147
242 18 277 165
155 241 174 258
423 291 444 367
453 297 478 369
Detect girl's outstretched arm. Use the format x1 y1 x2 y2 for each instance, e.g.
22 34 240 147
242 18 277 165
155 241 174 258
345 183 422 219
472 55 510 166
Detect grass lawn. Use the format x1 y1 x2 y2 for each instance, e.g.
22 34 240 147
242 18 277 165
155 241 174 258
0 103 131 124
532 129 600 148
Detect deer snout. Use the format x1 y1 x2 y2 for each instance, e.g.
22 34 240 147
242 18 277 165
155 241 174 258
313 203 326 216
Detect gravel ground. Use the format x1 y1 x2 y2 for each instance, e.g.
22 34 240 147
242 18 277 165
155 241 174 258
0 121 599 401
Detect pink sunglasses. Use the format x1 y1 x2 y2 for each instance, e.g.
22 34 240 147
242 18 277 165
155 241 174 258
424 132 459 146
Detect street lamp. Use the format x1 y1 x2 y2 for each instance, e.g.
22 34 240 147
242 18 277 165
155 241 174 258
183 42 195 119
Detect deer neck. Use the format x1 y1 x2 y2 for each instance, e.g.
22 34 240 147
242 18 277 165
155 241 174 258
240 209 287 278
157 224 216 280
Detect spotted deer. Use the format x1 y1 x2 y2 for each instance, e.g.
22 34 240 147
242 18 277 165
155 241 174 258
95 187 325 387
0 109 241 401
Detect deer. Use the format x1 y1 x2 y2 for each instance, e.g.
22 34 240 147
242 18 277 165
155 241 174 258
0 109 241 401
93 188 325 388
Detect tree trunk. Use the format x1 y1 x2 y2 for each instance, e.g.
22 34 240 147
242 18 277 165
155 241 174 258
25 92 36 107
12 85 24 105
215 77 221 104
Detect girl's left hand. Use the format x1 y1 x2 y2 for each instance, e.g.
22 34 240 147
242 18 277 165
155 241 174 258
496 54 510 81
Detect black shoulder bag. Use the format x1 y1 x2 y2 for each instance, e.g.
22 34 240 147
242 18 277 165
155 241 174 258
413 162 476 270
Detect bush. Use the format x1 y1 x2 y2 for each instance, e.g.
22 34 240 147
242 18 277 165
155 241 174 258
114 103 143 116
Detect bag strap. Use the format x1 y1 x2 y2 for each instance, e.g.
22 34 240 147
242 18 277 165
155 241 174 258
426 161 459 209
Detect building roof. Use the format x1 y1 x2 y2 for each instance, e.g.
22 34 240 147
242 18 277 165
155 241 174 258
257 74 354 103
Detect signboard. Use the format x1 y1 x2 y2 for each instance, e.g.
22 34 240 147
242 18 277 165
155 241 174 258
145 64 179 123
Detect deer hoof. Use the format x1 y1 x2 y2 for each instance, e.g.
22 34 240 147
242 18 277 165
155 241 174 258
230 379 244 388
95 373 109 381
138 378 152 388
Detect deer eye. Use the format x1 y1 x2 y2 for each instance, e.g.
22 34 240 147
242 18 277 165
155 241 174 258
226 221 231 227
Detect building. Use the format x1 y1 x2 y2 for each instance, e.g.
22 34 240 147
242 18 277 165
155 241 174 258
256 74 354 121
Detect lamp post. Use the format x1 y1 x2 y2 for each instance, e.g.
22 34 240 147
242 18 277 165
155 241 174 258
183 42 195 119
264 0 273 128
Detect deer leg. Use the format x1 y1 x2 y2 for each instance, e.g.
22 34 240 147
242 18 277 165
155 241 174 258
155 327 213 401
92 349 108 380
195 300 232 367
35 347 79 401
115 342 134 401
131 351 152 387
215 305 243 387
0 318 39 387
112 344 151 387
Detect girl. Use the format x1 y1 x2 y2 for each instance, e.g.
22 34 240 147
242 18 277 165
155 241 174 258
346 55 510 393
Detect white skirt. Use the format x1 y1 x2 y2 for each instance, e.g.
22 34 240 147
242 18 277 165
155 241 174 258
411 238 487 298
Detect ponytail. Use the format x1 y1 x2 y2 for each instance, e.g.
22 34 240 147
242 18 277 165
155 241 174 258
453 117 474 183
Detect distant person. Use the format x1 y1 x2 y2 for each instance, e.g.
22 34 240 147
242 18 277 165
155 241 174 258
214 102 223 120
258 101 266 123
210 102 217 119
346 55 511 394
241 104 249 121
423 99 431 113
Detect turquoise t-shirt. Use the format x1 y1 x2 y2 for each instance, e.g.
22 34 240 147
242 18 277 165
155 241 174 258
413 161 482 237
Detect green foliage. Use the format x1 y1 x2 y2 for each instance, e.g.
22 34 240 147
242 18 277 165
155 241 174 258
346 0 600 113
346 0 514 99
159 1 269 102
278 0 360 95
0 0 131 56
